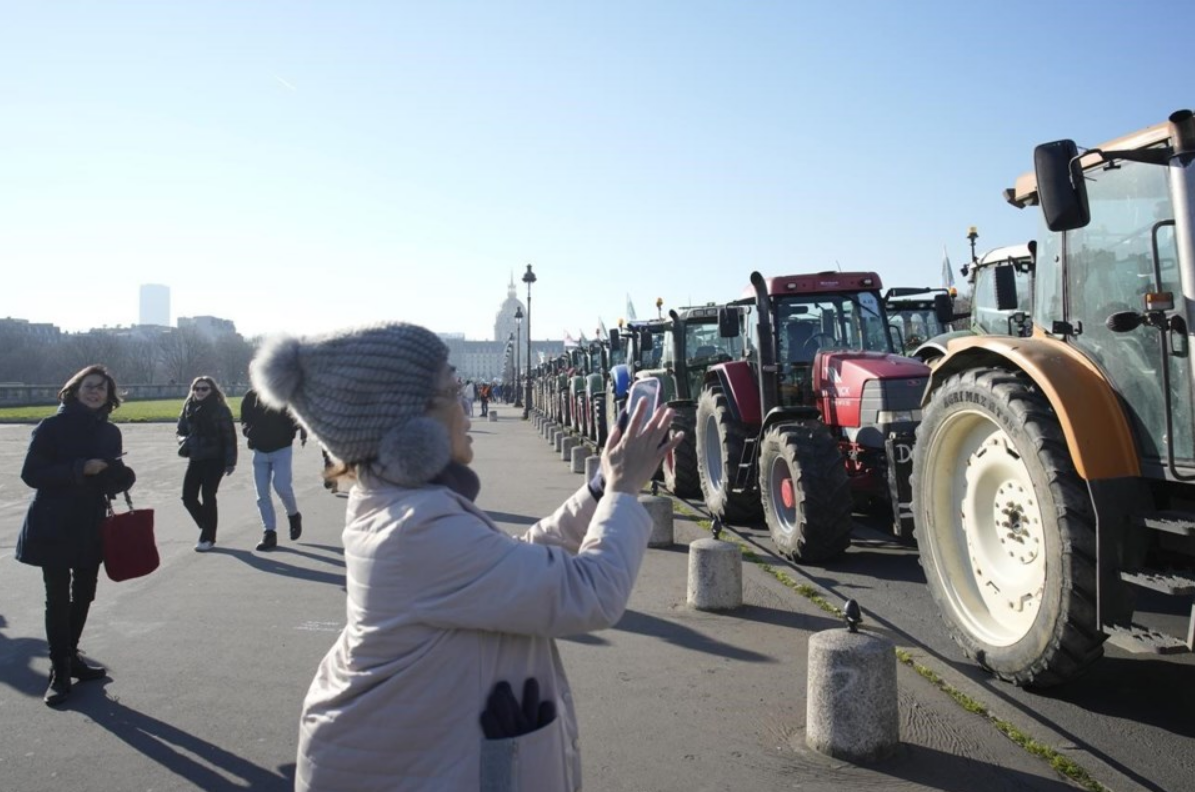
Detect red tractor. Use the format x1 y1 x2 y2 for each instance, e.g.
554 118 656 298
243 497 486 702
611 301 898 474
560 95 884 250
696 270 945 562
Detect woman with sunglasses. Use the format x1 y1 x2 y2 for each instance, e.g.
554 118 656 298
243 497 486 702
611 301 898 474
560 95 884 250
18 364 136 706
176 376 237 551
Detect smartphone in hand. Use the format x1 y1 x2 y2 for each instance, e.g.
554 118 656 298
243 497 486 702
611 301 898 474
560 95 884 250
620 376 662 432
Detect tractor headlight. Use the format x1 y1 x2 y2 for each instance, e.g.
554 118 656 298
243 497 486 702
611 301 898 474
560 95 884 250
878 409 920 423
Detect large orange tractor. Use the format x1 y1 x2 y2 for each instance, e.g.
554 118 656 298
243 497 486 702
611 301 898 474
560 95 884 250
912 110 1195 687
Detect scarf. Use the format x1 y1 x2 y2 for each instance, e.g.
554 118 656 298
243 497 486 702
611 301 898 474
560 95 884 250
430 461 481 502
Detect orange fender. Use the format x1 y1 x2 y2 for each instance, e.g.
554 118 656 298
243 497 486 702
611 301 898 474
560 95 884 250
927 336 1139 480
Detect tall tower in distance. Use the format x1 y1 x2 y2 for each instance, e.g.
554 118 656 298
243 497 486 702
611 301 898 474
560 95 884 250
139 284 171 327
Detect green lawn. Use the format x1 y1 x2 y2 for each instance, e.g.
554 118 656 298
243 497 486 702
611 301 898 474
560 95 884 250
0 397 243 424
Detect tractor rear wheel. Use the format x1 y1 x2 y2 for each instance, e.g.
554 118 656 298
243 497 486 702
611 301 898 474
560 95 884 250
663 405 701 498
912 367 1104 688
696 387 762 523
759 423 853 563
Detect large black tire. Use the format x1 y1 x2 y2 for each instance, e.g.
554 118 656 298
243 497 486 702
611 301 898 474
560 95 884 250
696 387 763 523
759 423 853 563
912 367 1105 688
663 405 701 498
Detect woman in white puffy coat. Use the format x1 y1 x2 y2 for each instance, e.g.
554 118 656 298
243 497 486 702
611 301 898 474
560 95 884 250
248 322 678 792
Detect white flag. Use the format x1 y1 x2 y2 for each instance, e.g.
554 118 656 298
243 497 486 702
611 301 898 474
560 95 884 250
564 331 578 349
626 294 638 321
941 245 955 289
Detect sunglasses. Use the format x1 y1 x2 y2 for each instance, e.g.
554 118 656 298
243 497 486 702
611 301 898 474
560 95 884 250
192 385 212 393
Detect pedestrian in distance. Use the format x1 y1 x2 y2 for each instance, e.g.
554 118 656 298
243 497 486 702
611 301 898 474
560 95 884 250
249 322 681 791
241 387 307 552
478 382 490 417
176 376 237 551
17 364 137 706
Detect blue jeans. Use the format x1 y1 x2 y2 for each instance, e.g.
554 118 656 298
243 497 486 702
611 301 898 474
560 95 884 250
252 446 298 531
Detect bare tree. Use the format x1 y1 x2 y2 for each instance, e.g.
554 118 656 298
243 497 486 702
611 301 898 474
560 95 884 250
156 327 217 385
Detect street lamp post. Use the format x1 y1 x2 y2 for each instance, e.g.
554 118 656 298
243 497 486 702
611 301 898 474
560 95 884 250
521 263 536 419
513 307 523 407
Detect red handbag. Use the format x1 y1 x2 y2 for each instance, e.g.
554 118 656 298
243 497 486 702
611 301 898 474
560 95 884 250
101 492 160 582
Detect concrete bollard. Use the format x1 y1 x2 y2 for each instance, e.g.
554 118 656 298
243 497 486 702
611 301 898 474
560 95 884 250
687 538 742 611
639 495 674 548
542 421 553 439
552 430 564 452
806 630 900 763
488 411 498 422
584 455 601 481
561 435 579 461
570 445 591 473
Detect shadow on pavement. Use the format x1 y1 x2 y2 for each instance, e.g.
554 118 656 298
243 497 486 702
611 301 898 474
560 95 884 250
582 607 788 663
71 681 293 791
865 743 1082 792
1039 655 1195 738
0 615 47 698
208 547 345 587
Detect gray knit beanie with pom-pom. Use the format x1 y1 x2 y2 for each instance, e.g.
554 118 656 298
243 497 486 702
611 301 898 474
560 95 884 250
250 322 451 487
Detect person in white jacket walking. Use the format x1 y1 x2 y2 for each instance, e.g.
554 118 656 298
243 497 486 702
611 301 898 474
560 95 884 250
249 321 680 792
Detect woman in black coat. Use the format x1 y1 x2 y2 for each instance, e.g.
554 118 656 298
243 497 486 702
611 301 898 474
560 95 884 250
176 376 237 552
18 364 136 706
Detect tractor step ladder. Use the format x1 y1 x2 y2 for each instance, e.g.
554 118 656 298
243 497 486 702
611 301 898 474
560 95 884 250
1106 568 1195 654
1133 511 1195 535
733 436 759 491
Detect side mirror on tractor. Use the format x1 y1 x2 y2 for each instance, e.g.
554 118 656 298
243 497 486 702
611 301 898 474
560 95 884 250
932 293 955 325
718 307 741 339
993 264 1020 311
1035 139 1091 232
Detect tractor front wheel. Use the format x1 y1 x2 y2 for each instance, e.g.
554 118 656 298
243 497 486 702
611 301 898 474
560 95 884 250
759 423 853 563
912 367 1104 687
696 387 762 523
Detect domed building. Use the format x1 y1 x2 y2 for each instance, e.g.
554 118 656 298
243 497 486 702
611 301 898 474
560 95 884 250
434 274 563 392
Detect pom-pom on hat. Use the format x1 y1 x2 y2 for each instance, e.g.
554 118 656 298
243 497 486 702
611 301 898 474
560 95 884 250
250 322 452 487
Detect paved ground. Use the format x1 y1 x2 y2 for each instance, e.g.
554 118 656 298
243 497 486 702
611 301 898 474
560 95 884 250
0 412 1095 791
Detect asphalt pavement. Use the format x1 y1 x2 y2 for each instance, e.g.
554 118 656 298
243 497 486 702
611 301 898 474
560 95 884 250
0 411 1103 791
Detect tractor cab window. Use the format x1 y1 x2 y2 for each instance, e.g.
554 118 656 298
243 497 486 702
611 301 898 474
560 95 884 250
684 319 746 363
974 264 1032 336
1057 154 1191 464
775 292 892 366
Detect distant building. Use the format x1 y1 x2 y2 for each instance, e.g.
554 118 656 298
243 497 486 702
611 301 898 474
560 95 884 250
178 315 238 340
0 317 62 342
139 284 171 327
493 273 526 343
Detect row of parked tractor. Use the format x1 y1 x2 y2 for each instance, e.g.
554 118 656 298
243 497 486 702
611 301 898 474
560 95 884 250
529 108 1195 691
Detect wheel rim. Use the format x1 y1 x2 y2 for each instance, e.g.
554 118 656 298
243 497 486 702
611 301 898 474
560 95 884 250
702 412 724 489
768 454 797 539
926 409 1046 647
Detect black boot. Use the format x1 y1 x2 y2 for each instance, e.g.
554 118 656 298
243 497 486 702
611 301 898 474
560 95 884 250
256 531 278 551
288 512 303 541
44 659 71 706
70 651 107 681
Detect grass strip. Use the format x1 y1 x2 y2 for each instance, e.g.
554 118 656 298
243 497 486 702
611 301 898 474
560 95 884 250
669 497 1108 792
0 397 243 424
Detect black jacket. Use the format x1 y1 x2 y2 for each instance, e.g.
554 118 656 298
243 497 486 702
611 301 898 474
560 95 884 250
241 389 306 453
18 402 137 569
177 398 238 467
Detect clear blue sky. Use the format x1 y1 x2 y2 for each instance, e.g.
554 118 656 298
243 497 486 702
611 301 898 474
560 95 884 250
2 1 1191 343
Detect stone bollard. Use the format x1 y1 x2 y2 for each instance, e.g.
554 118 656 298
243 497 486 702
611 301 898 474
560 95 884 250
550 429 562 451
542 421 553 439
687 538 742 611
639 495 674 548
561 435 579 461
806 629 900 763
584 455 601 481
488 411 498 422
570 445 590 474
